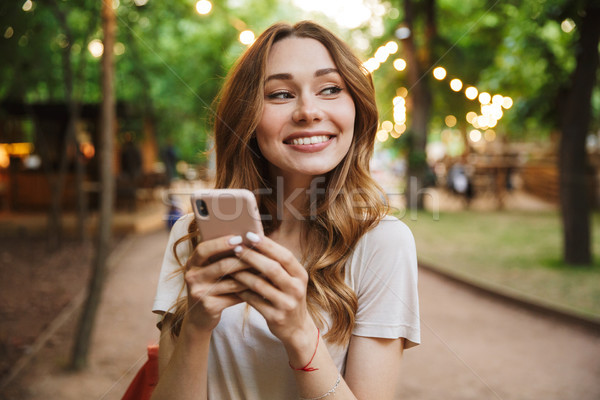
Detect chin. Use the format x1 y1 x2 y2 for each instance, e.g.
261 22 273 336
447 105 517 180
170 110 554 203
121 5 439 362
297 164 339 176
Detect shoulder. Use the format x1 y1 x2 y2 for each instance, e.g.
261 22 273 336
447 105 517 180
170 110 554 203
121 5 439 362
346 214 417 282
171 213 195 238
167 213 195 260
359 215 416 252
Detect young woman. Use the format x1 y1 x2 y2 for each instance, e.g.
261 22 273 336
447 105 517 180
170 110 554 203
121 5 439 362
151 21 420 400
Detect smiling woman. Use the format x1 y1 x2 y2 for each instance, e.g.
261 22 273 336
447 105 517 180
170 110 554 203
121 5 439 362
148 21 420 400
256 37 355 180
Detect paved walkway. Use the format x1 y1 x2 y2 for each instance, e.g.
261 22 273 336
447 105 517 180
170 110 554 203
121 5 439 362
2 226 599 399
399 269 600 400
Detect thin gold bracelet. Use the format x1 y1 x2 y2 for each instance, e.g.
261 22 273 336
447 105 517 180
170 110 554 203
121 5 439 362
299 374 341 400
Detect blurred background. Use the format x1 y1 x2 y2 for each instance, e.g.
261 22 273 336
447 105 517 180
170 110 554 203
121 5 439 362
0 0 599 399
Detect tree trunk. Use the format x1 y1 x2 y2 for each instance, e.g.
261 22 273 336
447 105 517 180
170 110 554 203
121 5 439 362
47 1 86 248
402 0 435 210
70 0 116 370
559 3 600 266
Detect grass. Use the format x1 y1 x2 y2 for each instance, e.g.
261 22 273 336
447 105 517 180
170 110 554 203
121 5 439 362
399 210 600 318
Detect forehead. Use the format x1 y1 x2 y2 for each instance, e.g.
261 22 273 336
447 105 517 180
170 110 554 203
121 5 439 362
266 37 337 74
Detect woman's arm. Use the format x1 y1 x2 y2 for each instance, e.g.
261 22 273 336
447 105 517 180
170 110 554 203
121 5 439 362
151 319 212 400
344 336 404 398
157 314 176 377
289 334 404 400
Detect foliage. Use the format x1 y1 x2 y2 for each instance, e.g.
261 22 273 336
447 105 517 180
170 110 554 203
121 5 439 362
479 0 579 137
0 0 100 102
0 0 333 163
368 0 599 148
2 0 597 162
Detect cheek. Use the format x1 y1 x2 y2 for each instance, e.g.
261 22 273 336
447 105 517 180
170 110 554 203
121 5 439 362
256 106 282 140
335 96 356 132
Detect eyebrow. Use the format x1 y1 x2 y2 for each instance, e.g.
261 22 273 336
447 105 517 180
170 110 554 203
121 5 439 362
265 68 340 82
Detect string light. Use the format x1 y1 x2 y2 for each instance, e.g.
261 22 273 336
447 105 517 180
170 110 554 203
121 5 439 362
364 58 380 72
376 130 389 142
449 78 462 92
445 115 457 127
469 129 482 142
88 39 104 57
466 111 478 124
561 19 575 33
374 47 390 63
394 123 406 135
360 43 513 142
381 120 394 132
385 41 399 54
239 30 255 45
393 58 406 71
22 0 33 12
393 96 405 106
465 86 478 100
478 92 491 105
484 129 496 142
432 67 447 80
195 0 212 15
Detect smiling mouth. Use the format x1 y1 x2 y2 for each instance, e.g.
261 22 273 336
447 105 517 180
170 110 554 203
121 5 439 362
284 135 332 145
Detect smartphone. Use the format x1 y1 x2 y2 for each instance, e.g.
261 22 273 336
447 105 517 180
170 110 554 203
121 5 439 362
190 189 264 246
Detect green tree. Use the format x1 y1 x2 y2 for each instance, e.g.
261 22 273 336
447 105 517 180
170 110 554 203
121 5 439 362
558 1 599 265
371 0 599 265
478 0 599 265
71 0 116 370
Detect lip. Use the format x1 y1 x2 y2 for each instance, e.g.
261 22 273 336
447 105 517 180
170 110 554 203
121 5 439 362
284 135 335 153
283 131 336 143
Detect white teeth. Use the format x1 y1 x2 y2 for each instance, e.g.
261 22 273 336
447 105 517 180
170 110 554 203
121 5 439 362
290 135 330 145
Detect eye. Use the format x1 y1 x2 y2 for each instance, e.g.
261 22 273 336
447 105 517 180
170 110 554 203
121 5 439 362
321 86 343 96
267 91 294 99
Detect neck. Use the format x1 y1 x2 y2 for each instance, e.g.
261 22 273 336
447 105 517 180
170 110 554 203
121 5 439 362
269 172 327 234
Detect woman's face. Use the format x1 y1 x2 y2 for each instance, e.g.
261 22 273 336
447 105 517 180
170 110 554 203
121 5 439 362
255 37 355 182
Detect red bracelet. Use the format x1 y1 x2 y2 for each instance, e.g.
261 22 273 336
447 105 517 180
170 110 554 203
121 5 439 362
289 327 320 372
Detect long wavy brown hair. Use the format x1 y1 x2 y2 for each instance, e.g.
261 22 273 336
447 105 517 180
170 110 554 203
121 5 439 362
168 21 388 345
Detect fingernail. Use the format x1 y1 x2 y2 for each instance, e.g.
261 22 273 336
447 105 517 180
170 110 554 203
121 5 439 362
228 235 243 245
246 231 260 243
234 245 242 254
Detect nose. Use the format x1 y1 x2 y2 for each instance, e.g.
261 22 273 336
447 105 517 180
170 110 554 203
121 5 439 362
292 96 323 124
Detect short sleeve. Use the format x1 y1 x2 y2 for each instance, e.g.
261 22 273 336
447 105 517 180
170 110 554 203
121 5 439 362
152 213 194 315
346 216 420 348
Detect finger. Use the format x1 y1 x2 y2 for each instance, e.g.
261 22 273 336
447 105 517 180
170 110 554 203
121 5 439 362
185 257 252 293
204 256 253 281
187 234 245 268
244 233 306 277
186 293 245 317
231 270 284 306
206 278 248 296
233 246 293 291
186 274 246 299
237 289 274 316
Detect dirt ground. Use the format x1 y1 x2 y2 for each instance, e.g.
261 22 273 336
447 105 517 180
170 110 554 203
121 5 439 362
0 236 93 381
0 230 163 400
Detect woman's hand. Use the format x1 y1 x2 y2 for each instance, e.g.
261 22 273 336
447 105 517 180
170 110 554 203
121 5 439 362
231 233 316 351
183 235 250 332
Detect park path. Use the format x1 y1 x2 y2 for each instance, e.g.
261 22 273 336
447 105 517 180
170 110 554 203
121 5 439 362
2 226 599 400
398 269 600 400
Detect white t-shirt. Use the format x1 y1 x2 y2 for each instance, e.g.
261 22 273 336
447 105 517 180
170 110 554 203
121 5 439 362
153 214 420 400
